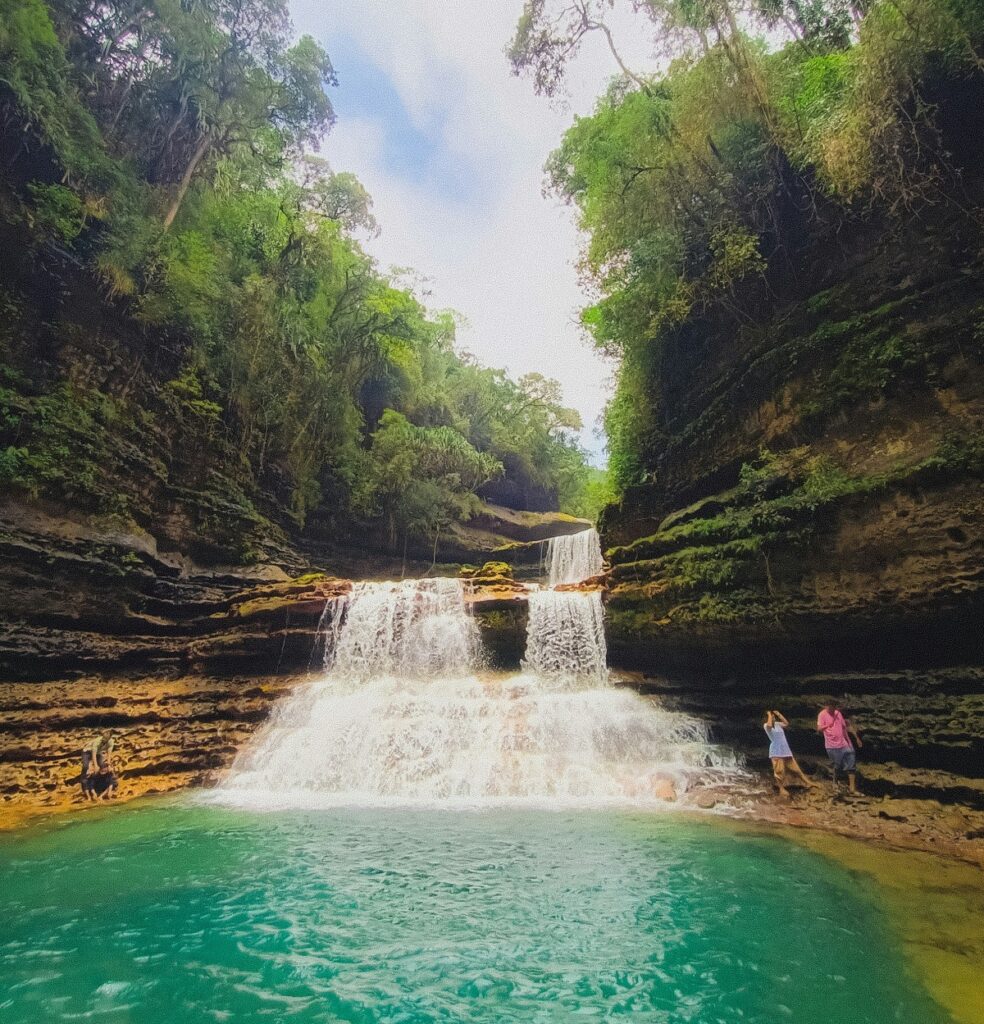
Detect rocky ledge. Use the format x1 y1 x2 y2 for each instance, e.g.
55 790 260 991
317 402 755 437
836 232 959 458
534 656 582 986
0 498 352 680
0 499 588 681
0 673 295 828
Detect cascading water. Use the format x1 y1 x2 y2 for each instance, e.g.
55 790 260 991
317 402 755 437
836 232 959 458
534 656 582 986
321 577 481 681
523 589 607 683
544 527 604 586
213 533 742 810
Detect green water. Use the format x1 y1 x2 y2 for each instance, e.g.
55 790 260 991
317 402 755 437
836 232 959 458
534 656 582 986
0 802 949 1023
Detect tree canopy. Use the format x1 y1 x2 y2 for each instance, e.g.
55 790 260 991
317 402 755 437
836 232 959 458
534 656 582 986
0 0 601 554
512 0 984 489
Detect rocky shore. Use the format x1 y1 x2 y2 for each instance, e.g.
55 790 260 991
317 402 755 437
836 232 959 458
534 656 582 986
0 673 293 828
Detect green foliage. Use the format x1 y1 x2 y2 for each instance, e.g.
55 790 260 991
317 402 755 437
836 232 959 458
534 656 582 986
563 466 617 522
527 0 984 491
363 410 503 543
0 0 594 548
918 429 984 479
0 0 110 183
26 182 86 241
0 381 131 519
163 363 223 424
0 444 28 482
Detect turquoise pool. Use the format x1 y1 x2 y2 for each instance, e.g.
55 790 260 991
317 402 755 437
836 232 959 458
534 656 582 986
0 803 948 1023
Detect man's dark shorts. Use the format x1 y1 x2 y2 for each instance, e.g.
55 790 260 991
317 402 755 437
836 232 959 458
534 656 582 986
826 746 857 772
80 750 94 793
90 770 117 796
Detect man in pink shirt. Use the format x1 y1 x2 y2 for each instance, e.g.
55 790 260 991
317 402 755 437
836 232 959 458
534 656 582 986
817 699 862 794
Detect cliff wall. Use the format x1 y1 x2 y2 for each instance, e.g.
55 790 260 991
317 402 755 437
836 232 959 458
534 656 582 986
601 141 984 804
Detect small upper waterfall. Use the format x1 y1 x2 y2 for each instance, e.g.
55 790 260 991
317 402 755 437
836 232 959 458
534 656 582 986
544 528 604 586
213 532 742 810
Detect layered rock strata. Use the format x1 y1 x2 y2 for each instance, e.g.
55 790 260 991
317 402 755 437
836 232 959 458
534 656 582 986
0 500 351 680
600 148 984 815
619 667 984 807
0 555 543 826
0 497 588 680
0 674 295 828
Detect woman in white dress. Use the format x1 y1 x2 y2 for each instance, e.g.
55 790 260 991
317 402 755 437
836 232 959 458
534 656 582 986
764 710 815 797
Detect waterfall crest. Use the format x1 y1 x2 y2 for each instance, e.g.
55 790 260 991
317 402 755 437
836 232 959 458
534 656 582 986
323 578 481 683
544 528 604 586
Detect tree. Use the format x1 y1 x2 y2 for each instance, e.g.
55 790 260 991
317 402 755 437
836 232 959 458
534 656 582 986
365 410 503 545
509 0 653 97
46 0 336 229
155 2 336 229
753 0 868 49
295 156 379 236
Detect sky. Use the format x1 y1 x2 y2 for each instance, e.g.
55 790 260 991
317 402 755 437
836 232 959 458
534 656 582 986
288 1 654 463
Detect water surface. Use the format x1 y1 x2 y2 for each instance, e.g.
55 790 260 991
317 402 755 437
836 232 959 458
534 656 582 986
0 802 949 1023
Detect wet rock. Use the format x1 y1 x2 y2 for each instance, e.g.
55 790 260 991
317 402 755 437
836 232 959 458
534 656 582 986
554 572 608 592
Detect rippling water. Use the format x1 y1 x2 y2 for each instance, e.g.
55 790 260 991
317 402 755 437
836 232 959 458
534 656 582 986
0 803 947 1023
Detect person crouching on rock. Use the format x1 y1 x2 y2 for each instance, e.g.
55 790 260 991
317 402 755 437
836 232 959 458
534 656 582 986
764 710 815 798
817 699 862 794
80 731 118 801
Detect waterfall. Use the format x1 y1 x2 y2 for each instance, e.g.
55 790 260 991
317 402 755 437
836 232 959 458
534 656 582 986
544 528 604 586
322 578 481 682
523 590 607 683
213 563 743 810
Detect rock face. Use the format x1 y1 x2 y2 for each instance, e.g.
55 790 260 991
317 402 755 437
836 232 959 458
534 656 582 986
461 563 533 669
0 673 296 827
619 668 984 808
600 144 984 805
0 480 566 822
0 498 353 681
0 522 548 825
0 491 588 681
302 501 589 578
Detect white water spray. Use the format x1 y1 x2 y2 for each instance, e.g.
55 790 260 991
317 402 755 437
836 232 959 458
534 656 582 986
214 535 742 810
321 577 481 683
544 528 604 586
523 590 607 684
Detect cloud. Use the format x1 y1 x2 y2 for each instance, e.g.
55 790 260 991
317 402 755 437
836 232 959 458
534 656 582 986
288 1 649 461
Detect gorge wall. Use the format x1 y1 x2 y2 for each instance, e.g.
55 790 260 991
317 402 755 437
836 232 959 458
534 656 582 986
600 113 984 804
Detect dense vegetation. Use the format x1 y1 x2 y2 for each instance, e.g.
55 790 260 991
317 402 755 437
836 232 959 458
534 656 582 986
0 0 597 559
510 0 984 491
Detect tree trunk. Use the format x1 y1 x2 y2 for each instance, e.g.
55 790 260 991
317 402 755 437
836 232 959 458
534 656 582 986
429 528 441 574
109 76 135 131
163 133 211 231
